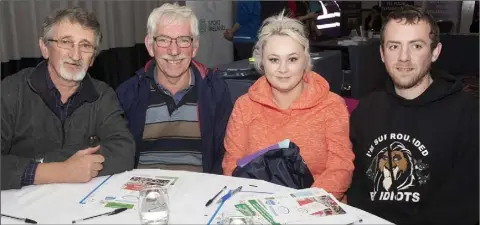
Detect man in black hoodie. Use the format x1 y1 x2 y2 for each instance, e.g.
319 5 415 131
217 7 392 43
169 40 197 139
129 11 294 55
348 5 479 225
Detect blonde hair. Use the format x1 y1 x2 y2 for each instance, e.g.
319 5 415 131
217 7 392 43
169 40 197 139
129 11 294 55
252 11 312 74
146 3 199 46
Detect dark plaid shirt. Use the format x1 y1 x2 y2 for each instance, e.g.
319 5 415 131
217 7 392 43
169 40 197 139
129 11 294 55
45 73 81 122
20 161 38 186
152 68 194 105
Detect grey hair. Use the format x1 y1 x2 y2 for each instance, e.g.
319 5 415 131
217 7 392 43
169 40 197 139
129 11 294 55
146 3 199 46
41 7 102 54
252 10 312 74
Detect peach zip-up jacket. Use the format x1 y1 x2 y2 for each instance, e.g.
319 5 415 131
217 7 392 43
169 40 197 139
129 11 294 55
222 71 354 200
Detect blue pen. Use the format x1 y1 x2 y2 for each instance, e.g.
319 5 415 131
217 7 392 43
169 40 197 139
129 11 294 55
217 186 242 204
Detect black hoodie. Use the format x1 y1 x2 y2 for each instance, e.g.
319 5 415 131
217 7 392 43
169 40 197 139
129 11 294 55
348 69 479 225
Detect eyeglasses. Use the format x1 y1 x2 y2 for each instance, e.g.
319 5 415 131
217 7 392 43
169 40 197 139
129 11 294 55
153 35 193 48
47 39 96 53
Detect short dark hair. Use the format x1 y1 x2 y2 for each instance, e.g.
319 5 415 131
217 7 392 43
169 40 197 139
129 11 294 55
380 5 439 51
41 7 102 48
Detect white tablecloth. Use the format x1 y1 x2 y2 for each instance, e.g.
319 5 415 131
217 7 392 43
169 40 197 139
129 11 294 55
1 169 392 224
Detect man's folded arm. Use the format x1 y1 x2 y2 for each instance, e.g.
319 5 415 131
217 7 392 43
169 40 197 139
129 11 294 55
95 87 136 176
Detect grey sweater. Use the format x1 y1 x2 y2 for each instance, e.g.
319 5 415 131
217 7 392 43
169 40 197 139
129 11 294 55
1 62 135 190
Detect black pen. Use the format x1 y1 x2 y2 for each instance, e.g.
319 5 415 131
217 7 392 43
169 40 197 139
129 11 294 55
1 213 37 224
88 135 100 147
346 217 363 225
71 208 127 224
205 186 227 207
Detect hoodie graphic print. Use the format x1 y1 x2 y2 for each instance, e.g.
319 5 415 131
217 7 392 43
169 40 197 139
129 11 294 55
366 135 430 203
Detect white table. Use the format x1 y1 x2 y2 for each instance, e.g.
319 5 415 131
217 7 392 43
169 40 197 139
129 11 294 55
1 169 392 224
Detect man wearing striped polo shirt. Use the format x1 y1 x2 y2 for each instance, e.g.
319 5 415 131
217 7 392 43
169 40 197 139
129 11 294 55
139 65 203 171
116 3 233 174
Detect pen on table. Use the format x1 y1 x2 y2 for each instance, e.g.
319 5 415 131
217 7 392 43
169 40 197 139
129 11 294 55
71 208 128 224
217 186 242 204
1 214 37 224
346 217 363 225
205 186 227 207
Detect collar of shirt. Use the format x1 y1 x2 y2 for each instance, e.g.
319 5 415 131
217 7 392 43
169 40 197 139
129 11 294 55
151 67 195 96
45 71 83 105
27 60 99 107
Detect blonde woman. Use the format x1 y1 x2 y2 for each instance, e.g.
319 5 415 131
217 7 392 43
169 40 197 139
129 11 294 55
222 12 354 201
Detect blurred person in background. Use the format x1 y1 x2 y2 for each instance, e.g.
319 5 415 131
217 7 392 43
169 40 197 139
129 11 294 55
224 0 261 61
364 5 383 32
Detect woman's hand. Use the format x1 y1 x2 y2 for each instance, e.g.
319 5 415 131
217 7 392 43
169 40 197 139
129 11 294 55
223 29 234 41
307 12 319 19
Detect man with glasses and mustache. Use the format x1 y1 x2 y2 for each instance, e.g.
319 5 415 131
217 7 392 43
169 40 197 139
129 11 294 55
116 3 232 174
1 7 135 190
348 5 478 225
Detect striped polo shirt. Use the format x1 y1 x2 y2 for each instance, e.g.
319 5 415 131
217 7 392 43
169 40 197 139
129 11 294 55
139 69 202 172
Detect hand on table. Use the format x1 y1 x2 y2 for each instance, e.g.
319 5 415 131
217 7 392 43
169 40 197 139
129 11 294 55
62 146 104 183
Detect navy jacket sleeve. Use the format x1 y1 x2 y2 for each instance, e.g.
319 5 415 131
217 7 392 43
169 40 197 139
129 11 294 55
211 73 233 175
115 76 136 117
115 75 145 168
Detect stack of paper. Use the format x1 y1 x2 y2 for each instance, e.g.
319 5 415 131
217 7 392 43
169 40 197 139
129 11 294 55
79 174 179 210
214 188 358 224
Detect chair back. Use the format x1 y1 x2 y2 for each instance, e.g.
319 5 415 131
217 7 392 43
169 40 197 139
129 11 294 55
224 79 254 103
437 20 454 34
